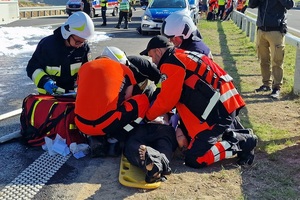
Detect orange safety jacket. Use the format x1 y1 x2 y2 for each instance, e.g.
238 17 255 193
146 48 245 139
75 58 149 136
237 0 245 11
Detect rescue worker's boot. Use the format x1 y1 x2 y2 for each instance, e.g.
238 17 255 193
236 131 258 165
115 24 120 29
223 129 258 165
88 136 108 158
107 137 121 157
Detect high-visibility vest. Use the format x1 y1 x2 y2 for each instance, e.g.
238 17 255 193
100 0 108 7
119 0 130 12
176 49 245 125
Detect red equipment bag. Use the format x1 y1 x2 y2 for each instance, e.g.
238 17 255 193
20 94 87 146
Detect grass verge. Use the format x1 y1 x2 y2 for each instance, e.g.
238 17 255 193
199 19 300 199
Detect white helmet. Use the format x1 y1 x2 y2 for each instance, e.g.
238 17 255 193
101 46 128 65
61 11 94 40
161 10 197 40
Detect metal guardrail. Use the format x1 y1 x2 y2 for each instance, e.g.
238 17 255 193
231 10 300 95
19 6 66 18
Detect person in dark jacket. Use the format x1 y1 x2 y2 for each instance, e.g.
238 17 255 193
249 0 294 99
82 0 91 16
161 10 213 59
26 11 94 95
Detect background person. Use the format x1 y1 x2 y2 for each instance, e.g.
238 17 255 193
249 0 294 99
222 0 234 21
26 11 94 95
200 0 209 18
217 0 226 20
100 0 108 26
115 0 130 29
82 0 91 16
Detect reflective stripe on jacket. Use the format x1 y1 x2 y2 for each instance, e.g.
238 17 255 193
26 27 90 93
146 48 245 139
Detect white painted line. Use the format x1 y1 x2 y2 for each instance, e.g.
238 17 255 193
0 131 21 144
0 108 22 121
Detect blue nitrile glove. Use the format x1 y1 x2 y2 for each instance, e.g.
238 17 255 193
43 80 58 94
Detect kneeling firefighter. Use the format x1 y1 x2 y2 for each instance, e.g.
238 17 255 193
27 11 94 95
75 46 151 157
140 36 258 168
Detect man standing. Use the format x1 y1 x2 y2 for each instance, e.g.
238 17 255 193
249 0 294 99
115 0 130 29
100 0 108 26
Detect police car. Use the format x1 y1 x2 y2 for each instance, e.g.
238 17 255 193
66 0 119 18
92 0 119 17
140 0 191 35
66 0 84 16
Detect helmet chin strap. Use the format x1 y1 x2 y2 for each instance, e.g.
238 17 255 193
191 31 202 41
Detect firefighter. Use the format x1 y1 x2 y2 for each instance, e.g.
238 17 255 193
26 11 94 95
161 10 213 59
75 46 150 157
140 35 258 168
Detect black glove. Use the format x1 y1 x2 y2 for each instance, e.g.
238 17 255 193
143 86 159 103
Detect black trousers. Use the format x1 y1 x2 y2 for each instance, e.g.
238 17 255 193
101 7 107 24
117 11 128 26
124 124 177 169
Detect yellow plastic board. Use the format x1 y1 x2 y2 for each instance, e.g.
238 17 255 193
119 155 161 189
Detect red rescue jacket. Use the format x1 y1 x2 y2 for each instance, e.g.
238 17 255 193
146 48 245 139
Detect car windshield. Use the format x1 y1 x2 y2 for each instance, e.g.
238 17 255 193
149 0 186 8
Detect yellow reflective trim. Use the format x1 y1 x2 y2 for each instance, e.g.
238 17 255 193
70 63 81 76
37 88 47 94
32 69 47 86
69 124 77 130
30 100 42 126
72 23 86 32
156 82 161 88
45 66 61 76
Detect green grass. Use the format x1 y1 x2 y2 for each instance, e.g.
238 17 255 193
198 19 300 199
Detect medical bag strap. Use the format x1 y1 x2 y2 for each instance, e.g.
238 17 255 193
28 103 74 146
37 103 73 135
75 110 115 127
20 98 39 137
